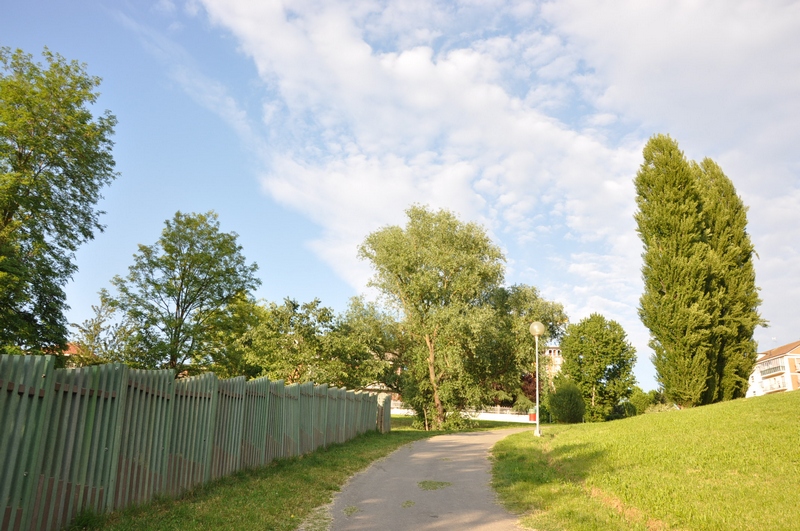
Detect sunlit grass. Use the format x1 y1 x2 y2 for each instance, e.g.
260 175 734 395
492 391 800 530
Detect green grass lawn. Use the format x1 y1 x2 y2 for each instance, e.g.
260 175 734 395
81 417 528 531
492 391 800 530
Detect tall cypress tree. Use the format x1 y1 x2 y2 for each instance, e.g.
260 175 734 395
634 135 764 407
696 159 764 401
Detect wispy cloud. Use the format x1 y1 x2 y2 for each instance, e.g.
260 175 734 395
115 11 266 154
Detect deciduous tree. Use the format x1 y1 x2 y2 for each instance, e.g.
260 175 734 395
109 211 260 374
240 296 394 389
358 205 508 429
0 47 116 353
560 313 636 421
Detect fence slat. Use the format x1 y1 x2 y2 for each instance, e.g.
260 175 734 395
211 377 245 480
312 384 328 451
113 369 175 509
167 373 218 496
240 377 270 469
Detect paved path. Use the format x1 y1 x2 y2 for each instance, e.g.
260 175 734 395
326 428 530 531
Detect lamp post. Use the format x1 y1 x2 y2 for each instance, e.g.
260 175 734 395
529 321 545 437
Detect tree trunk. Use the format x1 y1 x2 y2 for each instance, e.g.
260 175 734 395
425 334 445 428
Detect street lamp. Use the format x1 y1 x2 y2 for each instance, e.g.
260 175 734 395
529 321 545 437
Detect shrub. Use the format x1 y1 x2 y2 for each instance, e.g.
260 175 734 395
629 386 653 415
547 380 585 423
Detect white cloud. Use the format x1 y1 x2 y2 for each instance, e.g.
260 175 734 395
187 0 800 388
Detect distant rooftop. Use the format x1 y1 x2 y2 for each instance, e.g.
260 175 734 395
757 340 800 363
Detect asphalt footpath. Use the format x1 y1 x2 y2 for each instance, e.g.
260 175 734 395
324 428 531 531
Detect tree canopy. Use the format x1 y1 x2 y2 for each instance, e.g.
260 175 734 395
359 205 564 429
108 211 260 374
560 313 636 421
240 296 394 389
359 205 507 428
0 47 117 353
635 135 764 407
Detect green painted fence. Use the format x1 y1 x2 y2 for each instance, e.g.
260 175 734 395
114 368 174 510
0 355 389 531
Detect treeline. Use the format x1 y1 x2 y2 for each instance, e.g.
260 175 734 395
70 207 571 430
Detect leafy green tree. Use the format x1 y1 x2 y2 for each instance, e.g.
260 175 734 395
0 47 117 353
242 298 335 383
358 205 508 429
547 378 585 424
205 293 263 379
634 135 764 407
325 296 399 389
560 313 636 421
241 296 393 389
109 211 260 374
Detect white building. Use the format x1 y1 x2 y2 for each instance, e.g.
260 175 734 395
746 340 800 397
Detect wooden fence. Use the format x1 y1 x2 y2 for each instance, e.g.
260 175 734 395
0 355 392 531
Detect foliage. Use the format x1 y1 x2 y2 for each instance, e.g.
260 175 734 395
241 296 391 388
493 389 800 531
627 386 652 416
204 293 263 379
494 284 568 409
634 134 764 407
696 158 765 401
108 211 260 374
358 206 566 429
69 291 133 367
359 205 509 428
547 378 585 423
559 313 636 421
0 47 117 354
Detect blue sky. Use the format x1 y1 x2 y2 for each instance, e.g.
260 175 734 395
4 1 799 390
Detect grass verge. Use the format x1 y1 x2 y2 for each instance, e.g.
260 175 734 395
87 417 529 531
492 390 800 530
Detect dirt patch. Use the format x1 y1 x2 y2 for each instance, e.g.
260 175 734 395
588 486 670 530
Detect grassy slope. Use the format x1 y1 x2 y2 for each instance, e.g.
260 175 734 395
492 391 800 530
